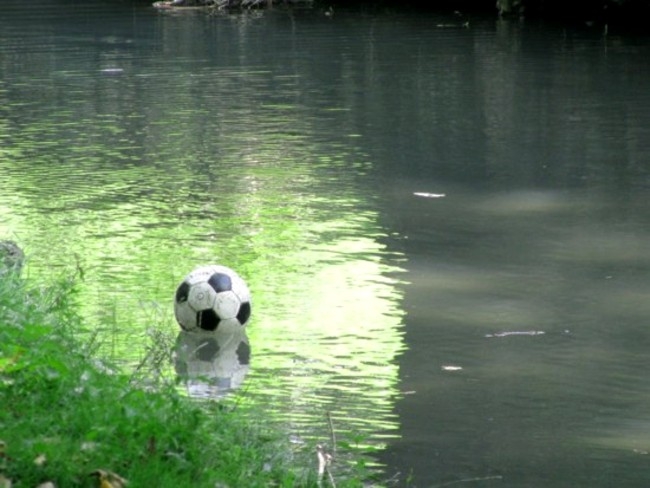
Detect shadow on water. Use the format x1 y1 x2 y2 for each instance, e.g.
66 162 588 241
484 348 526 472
376 183 650 486
340 16 650 486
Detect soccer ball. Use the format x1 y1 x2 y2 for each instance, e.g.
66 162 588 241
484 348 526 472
174 265 252 333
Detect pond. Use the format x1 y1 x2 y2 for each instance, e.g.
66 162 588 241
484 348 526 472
1 1 650 486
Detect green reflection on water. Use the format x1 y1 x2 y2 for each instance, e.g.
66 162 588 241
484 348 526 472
0 74 406 454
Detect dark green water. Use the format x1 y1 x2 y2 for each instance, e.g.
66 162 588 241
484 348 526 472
1 2 650 486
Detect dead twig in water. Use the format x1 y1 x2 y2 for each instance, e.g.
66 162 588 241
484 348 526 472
432 475 503 487
326 411 337 455
316 444 335 487
317 411 338 487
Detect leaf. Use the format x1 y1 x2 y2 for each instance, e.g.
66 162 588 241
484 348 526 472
90 469 128 488
34 453 47 466
0 348 25 373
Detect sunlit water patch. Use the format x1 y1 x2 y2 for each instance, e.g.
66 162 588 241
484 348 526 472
0 4 408 464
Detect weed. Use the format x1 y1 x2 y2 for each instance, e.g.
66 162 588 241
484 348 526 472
0 275 314 487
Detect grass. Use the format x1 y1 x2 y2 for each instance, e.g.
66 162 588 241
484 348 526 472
0 271 358 487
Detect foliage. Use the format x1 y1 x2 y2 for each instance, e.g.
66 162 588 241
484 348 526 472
0 274 316 487
496 0 650 23
152 0 312 10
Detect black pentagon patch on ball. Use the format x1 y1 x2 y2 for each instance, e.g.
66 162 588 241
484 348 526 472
197 309 220 331
237 302 251 325
208 272 232 293
175 281 190 303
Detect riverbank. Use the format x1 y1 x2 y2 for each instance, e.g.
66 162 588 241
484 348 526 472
0 272 348 487
146 0 650 31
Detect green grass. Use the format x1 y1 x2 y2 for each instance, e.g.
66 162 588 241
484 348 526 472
0 272 330 487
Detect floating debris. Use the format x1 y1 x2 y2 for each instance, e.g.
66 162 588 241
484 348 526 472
485 330 545 338
414 192 446 199
441 365 463 371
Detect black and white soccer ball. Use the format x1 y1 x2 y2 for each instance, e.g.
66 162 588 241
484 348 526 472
174 265 252 333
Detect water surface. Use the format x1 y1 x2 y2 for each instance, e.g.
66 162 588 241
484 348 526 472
1 2 650 486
